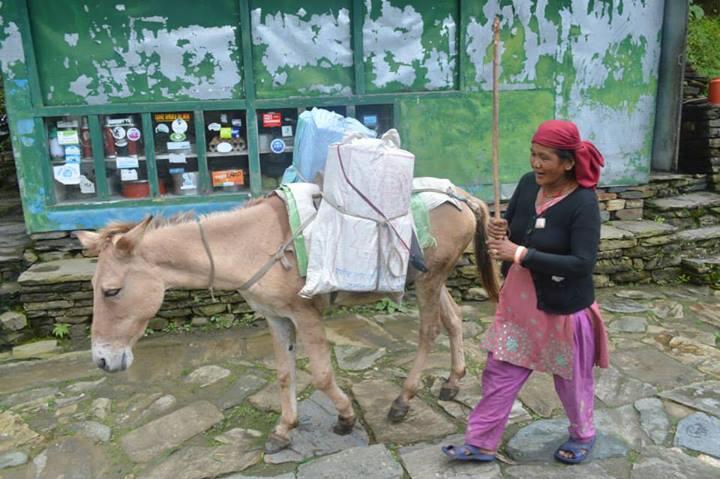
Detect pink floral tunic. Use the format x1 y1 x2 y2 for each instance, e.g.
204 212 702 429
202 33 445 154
481 263 576 379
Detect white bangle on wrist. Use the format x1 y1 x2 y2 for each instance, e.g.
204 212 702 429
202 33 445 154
514 246 527 264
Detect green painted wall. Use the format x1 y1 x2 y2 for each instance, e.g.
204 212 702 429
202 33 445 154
399 90 555 197
28 1 244 105
0 0 668 232
363 0 459 93
250 0 354 98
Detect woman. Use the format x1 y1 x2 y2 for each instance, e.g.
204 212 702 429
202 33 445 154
442 119 609 464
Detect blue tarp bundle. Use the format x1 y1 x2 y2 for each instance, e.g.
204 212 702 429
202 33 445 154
281 108 376 184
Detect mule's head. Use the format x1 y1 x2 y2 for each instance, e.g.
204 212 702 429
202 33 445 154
76 217 165 372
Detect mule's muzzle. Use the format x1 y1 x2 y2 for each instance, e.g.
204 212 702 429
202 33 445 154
92 344 133 372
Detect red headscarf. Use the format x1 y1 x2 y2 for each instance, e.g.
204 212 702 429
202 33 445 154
531 120 605 189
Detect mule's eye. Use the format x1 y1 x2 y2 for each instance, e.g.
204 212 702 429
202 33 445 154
103 288 121 298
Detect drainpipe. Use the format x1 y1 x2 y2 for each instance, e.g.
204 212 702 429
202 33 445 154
651 0 689 172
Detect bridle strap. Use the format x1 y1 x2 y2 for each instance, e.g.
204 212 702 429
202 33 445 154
196 218 217 301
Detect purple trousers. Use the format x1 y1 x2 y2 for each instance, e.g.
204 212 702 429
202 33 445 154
465 310 596 451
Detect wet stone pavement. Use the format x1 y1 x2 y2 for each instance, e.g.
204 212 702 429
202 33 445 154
1 285 720 478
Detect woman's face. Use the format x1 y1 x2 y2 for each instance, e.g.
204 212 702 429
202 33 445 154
529 143 574 188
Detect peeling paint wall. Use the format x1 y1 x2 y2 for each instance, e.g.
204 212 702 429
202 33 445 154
462 0 665 186
363 0 458 92
28 1 243 105
0 1 24 80
251 1 354 98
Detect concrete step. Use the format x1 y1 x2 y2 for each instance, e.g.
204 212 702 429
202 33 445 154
644 192 720 228
645 191 720 211
681 255 720 286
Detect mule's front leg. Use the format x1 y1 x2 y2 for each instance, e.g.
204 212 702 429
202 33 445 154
265 317 299 454
295 308 356 435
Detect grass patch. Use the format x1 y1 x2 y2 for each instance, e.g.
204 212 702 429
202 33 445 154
688 13 720 81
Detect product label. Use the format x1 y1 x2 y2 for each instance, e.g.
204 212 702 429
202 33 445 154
281 125 293 137
57 130 79 145
107 117 133 126
153 112 191 122
57 120 79 129
53 163 81 185
120 169 139 181
172 118 188 134
116 156 139 169
168 153 187 164
211 169 244 186
111 126 126 140
180 173 197 190
127 127 142 142
262 112 282 128
64 145 81 163
270 138 286 154
79 175 96 194
167 141 191 151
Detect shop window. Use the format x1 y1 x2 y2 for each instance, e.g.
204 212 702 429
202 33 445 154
203 110 249 194
47 115 96 203
356 104 394 136
100 114 149 199
257 108 297 190
152 112 197 197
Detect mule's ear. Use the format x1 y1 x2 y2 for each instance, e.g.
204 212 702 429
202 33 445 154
74 231 102 256
115 216 153 255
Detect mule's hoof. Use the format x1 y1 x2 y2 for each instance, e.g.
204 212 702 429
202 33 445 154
333 415 356 435
264 432 291 454
387 398 410 423
439 384 459 401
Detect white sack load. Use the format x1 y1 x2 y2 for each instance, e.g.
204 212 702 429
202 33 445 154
300 129 415 297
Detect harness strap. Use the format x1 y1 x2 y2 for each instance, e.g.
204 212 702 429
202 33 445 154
196 218 217 302
237 211 317 291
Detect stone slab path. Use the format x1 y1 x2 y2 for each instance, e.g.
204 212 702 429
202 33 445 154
0 285 719 478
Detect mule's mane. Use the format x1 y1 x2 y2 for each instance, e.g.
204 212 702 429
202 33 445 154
94 196 273 248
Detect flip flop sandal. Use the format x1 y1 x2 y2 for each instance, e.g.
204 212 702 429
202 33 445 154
554 436 596 464
441 444 496 462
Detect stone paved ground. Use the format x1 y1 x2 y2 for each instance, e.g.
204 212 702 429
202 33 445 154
1 285 719 478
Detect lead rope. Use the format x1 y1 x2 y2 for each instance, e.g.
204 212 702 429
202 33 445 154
196 218 217 302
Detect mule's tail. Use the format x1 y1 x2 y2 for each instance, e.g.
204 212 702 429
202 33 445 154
466 196 500 302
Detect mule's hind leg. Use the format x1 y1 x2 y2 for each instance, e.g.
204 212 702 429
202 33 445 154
437 286 465 400
388 280 443 422
293 306 356 435
265 317 299 454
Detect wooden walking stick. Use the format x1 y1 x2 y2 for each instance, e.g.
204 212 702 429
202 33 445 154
491 16 501 219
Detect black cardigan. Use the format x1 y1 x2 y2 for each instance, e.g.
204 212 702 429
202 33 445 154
502 172 601 314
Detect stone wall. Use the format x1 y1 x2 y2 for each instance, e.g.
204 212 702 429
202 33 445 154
16 258 254 341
